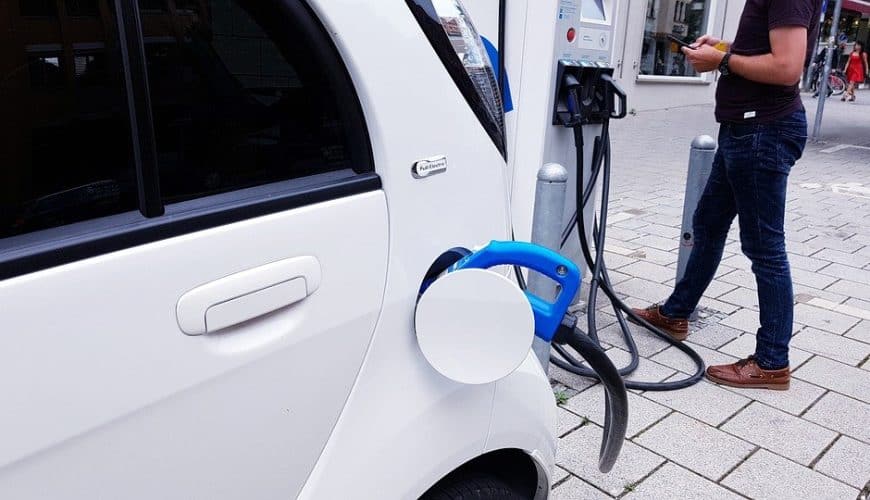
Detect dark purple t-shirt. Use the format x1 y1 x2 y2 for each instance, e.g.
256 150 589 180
716 0 822 123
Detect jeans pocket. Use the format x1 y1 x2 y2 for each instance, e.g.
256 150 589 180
727 123 759 141
777 130 807 166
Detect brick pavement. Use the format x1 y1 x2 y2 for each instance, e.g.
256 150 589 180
551 95 870 500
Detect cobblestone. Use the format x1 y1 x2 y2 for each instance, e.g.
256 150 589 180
721 449 859 500
553 100 870 499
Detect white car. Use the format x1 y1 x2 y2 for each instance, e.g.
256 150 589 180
0 0 624 498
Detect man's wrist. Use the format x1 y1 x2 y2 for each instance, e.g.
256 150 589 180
718 52 732 76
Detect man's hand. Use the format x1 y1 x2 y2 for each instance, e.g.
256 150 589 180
682 44 726 73
692 34 722 48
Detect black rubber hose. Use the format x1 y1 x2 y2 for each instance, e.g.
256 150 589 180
551 112 705 391
554 327 627 473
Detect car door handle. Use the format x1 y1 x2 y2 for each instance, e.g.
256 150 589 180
176 256 321 336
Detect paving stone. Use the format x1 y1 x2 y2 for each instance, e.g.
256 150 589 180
607 349 677 387
557 423 666 497
794 356 870 403
632 247 678 266
719 270 757 290
718 287 759 310
550 365 599 393
557 407 585 437
793 282 851 305
595 323 673 358
814 436 870 489
563 385 671 439
807 297 870 321
787 253 831 272
803 392 870 443
616 278 674 304
606 226 645 244
813 248 870 269
621 261 674 284
844 320 870 344
793 303 862 335
697 297 741 315
634 413 754 481
791 267 840 290
551 477 610 499
623 463 743 500
604 269 633 285
612 217 650 230
718 333 813 368
643 378 750 427
719 308 761 334
720 254 751 271
721 402 837 465
722 449 859 500
651 342 739 376
689 323 743 350
826 279 870 302
844 296 870 312
819 263 870 285
603 252 642 270
722 378 825 417
791 328 870 365
806 235 867 254
632 234 679 252
553 466 571 485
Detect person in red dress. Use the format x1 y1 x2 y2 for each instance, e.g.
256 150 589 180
842 41 868 102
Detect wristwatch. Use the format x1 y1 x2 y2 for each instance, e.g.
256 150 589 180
719 52 732 76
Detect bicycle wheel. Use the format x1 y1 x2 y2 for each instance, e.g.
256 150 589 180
829 74 846 96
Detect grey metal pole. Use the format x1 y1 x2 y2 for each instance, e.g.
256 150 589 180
804 32 822 92
528 163 569 370
676 136 717 321
813 0 844 140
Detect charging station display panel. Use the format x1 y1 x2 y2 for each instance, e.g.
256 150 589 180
581 0 607 21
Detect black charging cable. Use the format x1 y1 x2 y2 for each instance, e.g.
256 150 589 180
547 85 705 392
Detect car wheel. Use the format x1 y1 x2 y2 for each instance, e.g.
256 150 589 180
421 472 529 500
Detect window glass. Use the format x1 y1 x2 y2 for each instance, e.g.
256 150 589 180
0 4 137 238
66 0 100 17
640 0 712 77
19 0 57 17
141 0 356 204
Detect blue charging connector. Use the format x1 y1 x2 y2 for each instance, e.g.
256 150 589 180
449 241 581 342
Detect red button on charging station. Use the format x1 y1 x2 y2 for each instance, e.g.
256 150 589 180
567 28 576 43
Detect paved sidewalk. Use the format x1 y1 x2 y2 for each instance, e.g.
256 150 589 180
551 96 870 500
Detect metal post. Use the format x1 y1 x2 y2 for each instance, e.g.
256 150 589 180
803 32 822 92
528 163 569 370
676 136 717 321
813 0 844 140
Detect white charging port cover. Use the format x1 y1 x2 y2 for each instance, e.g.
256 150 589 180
415 268 535 385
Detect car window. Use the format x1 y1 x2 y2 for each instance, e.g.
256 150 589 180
0 3 137 239
1 0 369 240
141 0 356 204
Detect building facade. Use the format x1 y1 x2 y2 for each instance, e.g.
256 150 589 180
612 0 746 111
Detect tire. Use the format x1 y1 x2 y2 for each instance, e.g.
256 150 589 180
829 74 846 96
421 472 528 500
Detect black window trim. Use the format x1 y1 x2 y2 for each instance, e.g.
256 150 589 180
1 0 378 280
405 0 507 159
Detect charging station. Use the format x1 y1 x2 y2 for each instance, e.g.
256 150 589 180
500 0 621 278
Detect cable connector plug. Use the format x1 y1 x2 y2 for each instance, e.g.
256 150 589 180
553 313 579 346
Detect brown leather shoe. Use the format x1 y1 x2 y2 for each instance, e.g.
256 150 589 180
629 305 689 341
706 356 790 391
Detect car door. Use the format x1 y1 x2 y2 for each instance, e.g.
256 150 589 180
0 1 386 498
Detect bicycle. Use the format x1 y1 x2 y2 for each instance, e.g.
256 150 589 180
812 67 846 97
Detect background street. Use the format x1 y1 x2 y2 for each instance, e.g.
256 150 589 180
552 94 870 499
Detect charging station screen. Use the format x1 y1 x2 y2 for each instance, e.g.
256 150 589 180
581 0 607 21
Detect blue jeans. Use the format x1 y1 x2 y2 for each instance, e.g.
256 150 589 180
661 110 808 370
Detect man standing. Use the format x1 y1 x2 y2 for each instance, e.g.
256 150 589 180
632 0 823 391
